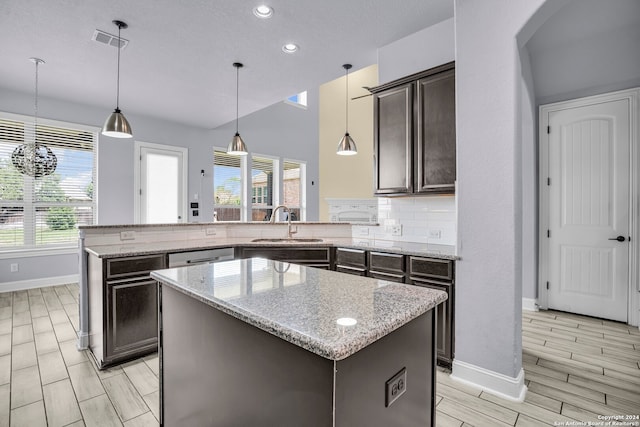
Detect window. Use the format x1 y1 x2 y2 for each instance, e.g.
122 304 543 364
285 91 307 109
213 149 243 221
283 160 305 221
0 113 97 250
251 156 277 221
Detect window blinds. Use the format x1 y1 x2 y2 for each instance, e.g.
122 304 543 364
0 114 97 249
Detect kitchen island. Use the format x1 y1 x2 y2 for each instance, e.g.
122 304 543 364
151 257 447 427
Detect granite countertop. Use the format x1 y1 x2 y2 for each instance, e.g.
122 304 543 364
151 258 448 360
85 237 458 260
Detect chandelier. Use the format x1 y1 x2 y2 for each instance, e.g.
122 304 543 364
11 57 57 178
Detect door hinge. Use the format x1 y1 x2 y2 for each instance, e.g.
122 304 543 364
547 229 550 238
139 189 142 195
546 281 549 290
547 126 550 134
547 177 551 186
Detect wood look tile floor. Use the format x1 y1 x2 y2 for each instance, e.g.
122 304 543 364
1 285 639 426
0 285 159 427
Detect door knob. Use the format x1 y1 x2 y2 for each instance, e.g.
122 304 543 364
608 236 626 242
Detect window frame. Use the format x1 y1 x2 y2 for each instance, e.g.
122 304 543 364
213 146 247 222
250 153 279 222
0 111 98 255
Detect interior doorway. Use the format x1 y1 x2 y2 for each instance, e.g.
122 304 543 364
135 141 188 224
539 89 638 323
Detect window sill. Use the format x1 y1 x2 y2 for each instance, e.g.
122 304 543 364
0 246 79 260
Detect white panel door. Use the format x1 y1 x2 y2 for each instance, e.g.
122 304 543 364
547 99 630 322
139 144 187 224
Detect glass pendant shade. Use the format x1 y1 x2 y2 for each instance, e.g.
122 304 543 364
336 132 357 155
227 132 248 156
102 108 133 138
102 20 133 139
336 63 357 155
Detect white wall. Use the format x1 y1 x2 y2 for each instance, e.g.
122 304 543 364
378 18 455 85
453 0 553 396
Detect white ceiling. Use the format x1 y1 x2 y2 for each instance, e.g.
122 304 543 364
0 0 453 129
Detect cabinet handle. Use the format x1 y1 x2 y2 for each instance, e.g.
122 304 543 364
608 236 626 242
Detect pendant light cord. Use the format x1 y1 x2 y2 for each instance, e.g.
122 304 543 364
34 59 39 147
115 23 121 110
235 65 239 134
345 67 349 134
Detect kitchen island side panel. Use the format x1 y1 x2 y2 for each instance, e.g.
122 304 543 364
161 284 334 427
335 310 435 427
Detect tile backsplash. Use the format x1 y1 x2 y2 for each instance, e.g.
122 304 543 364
352 196 456 246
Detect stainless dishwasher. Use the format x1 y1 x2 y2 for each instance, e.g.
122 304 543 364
167 247 234 267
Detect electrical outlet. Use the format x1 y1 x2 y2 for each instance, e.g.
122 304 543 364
120 231 136 241
428 229 442 239
10 263 18 273
205 228 217 236
390 225 402 236
358 227 369 236
385 368 407 407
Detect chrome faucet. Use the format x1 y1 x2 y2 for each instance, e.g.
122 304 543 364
269 205 298 239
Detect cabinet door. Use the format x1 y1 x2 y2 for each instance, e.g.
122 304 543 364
374 82 413 195
410 278 453 367
416 68 456 193
106 279 158 362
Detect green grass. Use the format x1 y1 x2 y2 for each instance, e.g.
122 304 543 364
0 227 78 247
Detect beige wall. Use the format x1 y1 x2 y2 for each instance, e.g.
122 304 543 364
318 64 378 221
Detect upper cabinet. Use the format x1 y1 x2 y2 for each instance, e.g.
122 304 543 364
372 62 456 196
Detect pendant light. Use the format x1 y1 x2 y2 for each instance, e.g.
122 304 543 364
11 57 58 178
336 63 357 155
102 20 133 138
227 62 248 155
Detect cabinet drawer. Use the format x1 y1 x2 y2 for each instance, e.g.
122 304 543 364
106 255 166 279
409 256 453 281
336 265 367 276
368 251 405 274
368 270 405 283
335 248 367 268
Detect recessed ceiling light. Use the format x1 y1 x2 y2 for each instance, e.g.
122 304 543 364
253 5 274 18
282 43 299 54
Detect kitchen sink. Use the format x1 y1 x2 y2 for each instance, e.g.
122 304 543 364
251 238 324 243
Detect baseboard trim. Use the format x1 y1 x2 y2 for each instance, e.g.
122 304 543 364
450 360 527 402
0 274 79 293
522 297 539 312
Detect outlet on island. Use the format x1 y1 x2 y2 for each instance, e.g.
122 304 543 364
385 367 407 407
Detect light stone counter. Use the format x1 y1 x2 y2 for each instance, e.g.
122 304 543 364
151 257 448 360
85 237 458 260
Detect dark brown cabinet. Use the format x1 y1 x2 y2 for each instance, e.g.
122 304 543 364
236 246 332 269
88 254 165 368
368 251 406 283
334 247 367 276
372 62 456 196
409 256 455 368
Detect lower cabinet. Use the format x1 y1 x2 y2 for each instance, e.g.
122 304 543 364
409 256 455 368
106 278 159 361
334 248 367 276
89 253 165 368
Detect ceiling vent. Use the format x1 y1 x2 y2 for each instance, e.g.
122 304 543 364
92 29 129 49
